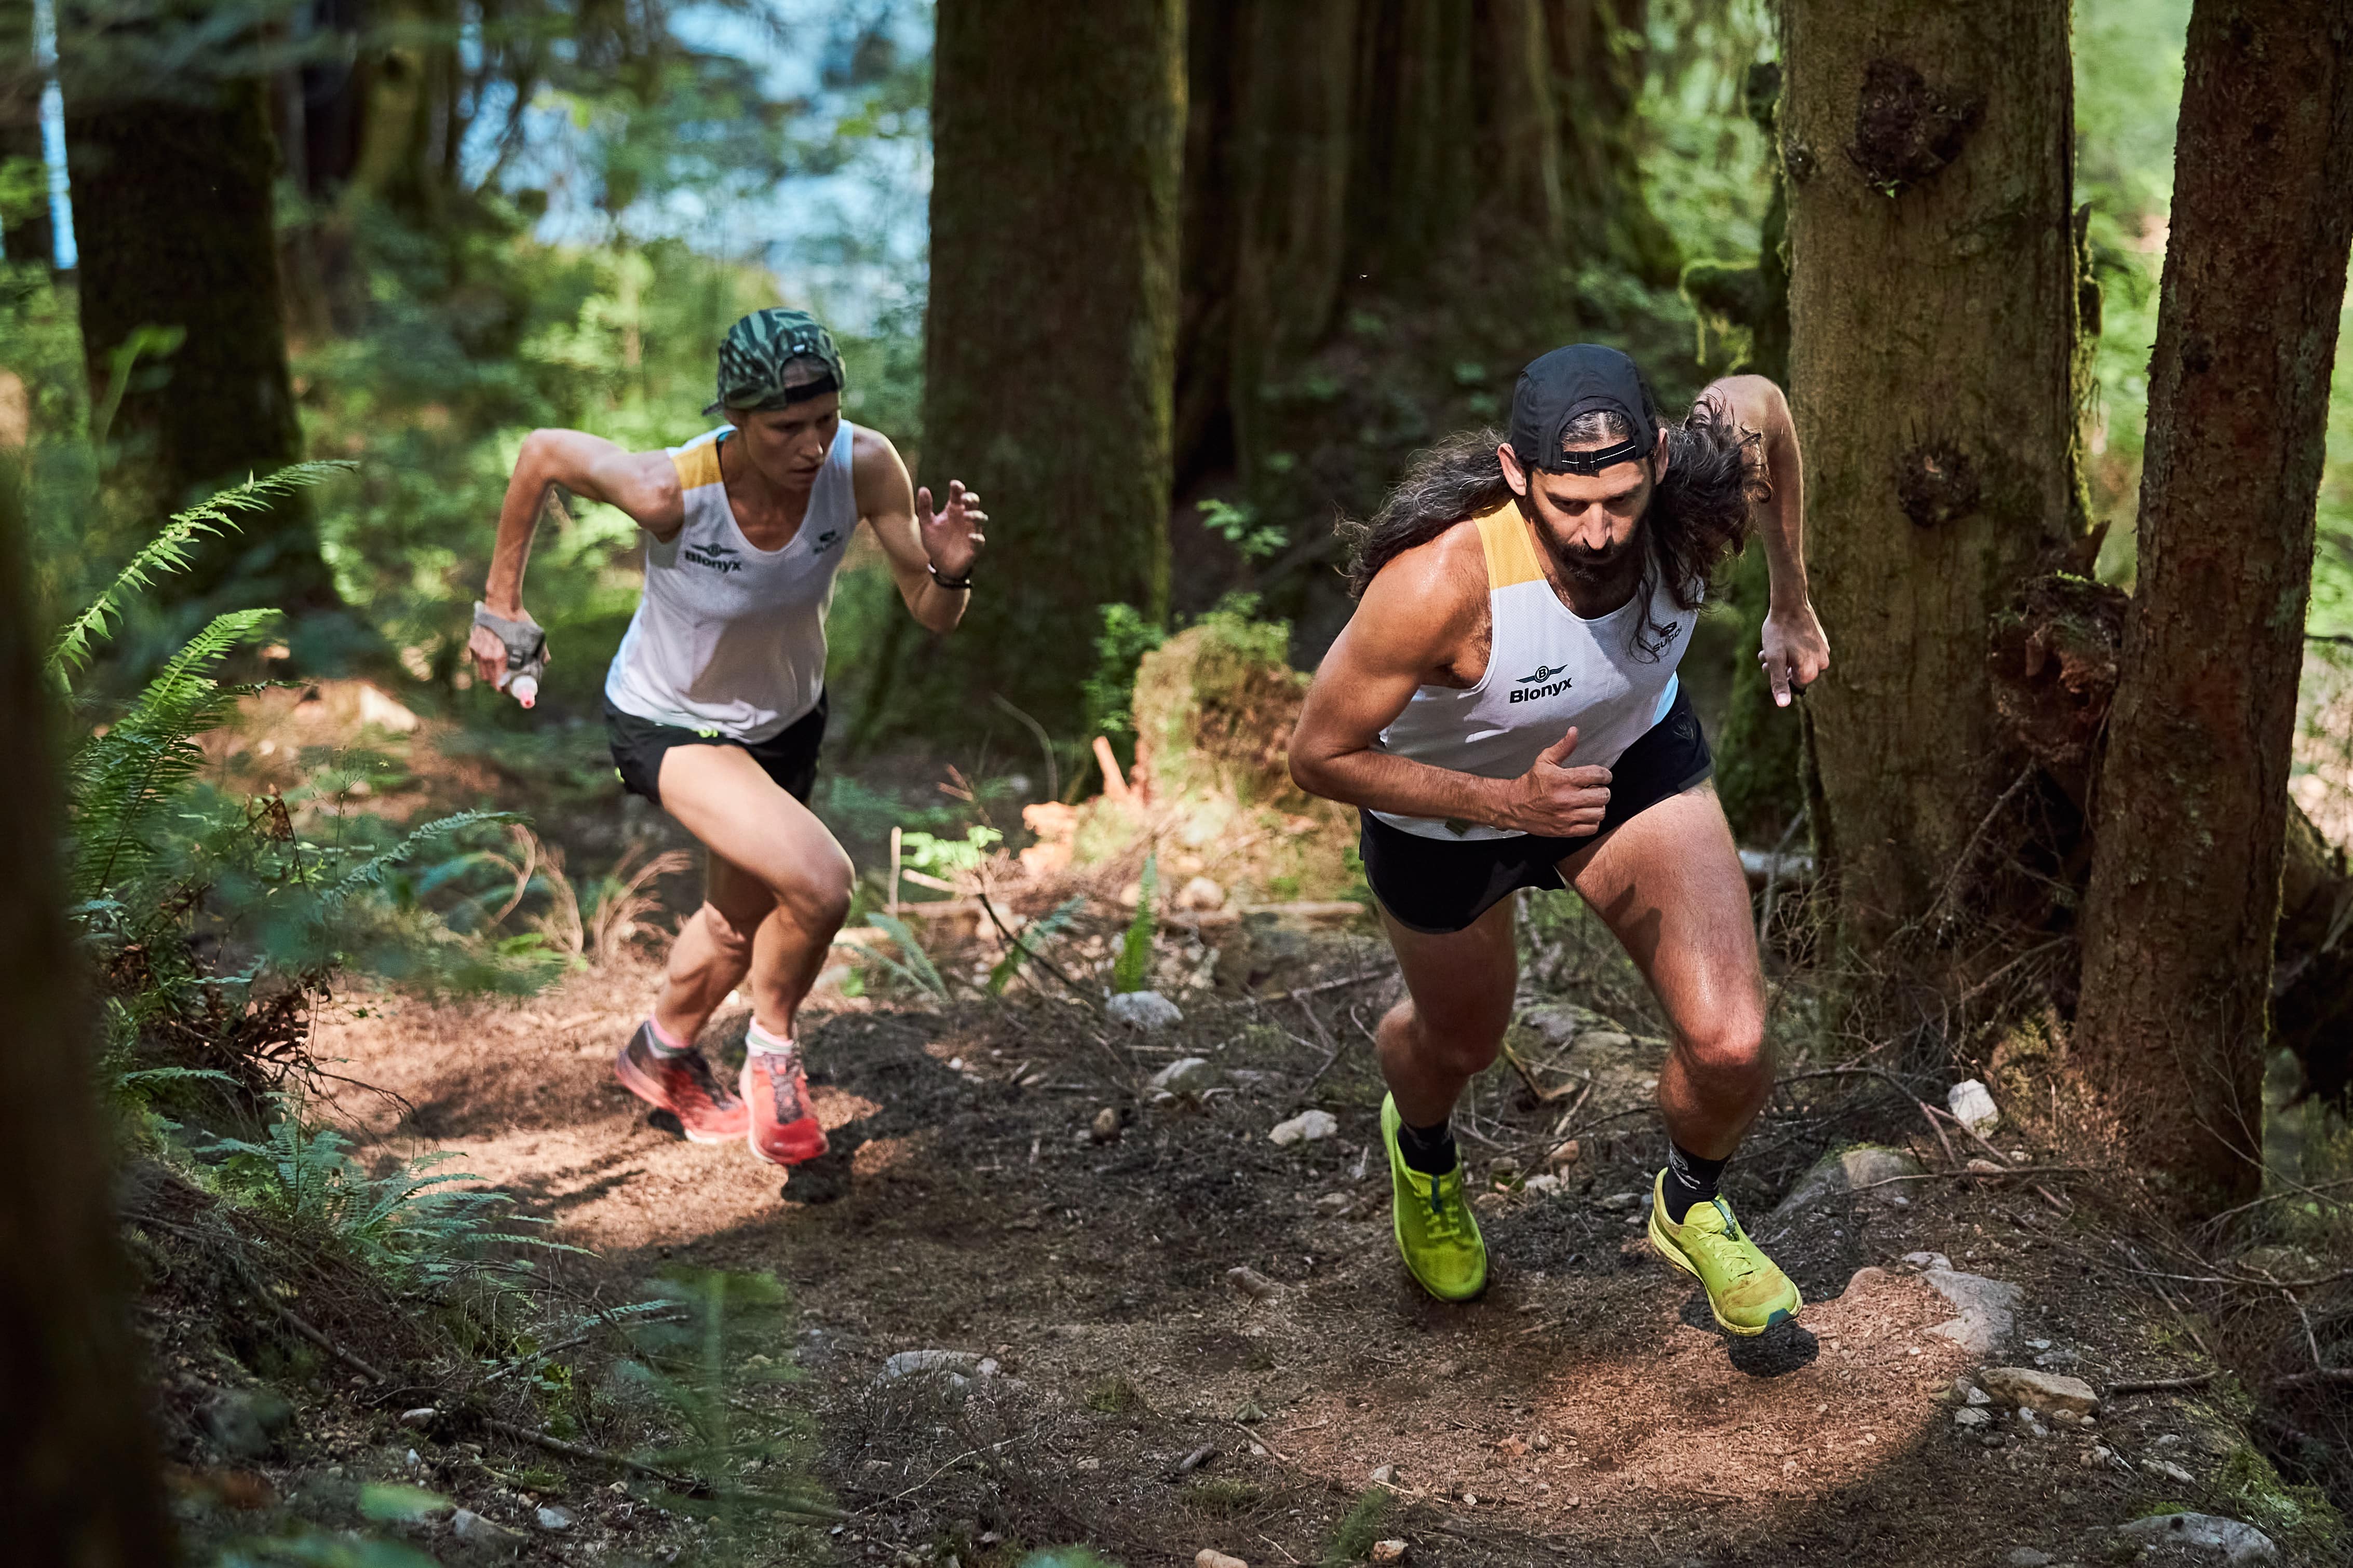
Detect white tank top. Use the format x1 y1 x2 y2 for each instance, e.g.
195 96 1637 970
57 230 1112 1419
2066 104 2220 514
603 422 859 742
1369 501 1697 841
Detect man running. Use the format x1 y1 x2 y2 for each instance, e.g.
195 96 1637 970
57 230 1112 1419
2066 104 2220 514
468 308 985 1170
1289 345 1828 1333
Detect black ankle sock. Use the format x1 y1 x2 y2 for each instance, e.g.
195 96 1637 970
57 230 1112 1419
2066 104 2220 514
1396 1117 1458 1177
1662 1142 1728 1222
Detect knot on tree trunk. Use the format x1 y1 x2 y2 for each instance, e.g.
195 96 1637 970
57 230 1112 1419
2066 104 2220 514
1846 58 1981 194
1895 439 1983 529
1986 574 2125 806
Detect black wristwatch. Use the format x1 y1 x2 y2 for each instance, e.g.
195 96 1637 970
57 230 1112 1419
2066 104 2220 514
927 561 975 592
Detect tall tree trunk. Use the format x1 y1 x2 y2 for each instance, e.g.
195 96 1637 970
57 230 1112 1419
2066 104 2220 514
0 0 53 271
905 0 1184 739
1780 1 2088 962
1173 0 1674 639
2074 0 2353 1210
0 434 175 1563
65 67 333 612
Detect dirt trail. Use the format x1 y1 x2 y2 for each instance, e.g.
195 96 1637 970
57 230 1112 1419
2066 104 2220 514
319 960 2289 1567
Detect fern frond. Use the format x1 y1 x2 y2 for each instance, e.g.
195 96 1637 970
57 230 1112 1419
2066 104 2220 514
862 912 949 999
46 461 350 690
987 893 1087 996
1112 854 1159 994
69 608 280 896
321 810 517 904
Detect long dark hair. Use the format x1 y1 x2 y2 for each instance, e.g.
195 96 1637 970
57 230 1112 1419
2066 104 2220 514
1339 401 1767 612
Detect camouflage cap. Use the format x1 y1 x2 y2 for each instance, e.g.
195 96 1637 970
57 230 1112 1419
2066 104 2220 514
704 308 847 415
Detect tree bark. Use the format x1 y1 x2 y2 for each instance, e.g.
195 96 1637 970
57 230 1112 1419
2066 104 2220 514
1780 0 2088 958
0 0 53 271
904 0 1184 738
2074 0 2353 1210
0 424 176 1563
66 66 333 610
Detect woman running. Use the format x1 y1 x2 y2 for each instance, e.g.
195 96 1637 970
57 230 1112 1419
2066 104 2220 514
468 308 985 1169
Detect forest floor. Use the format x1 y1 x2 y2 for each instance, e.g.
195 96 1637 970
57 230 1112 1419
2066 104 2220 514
283 932 2341 1568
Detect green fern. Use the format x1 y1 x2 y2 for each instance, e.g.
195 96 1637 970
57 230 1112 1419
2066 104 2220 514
66 607 279 896
1112 854 1159 994
45 462 349 690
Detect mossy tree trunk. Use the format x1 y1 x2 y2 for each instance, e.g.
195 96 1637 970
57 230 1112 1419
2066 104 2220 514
901 0 1184 740
2074 0 2353 1211
0 442 175 1563
1780 0 2088 964
65 62 333 612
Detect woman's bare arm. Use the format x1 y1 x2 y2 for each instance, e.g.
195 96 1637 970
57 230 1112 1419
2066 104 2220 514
1700 374 1829 704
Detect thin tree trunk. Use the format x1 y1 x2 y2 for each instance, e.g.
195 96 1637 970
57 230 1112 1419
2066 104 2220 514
0 0 53 270
66 72 333 610
1780 0 2087 959
2074 0 2353 1210
905 0 1185 738
0 426 175 1563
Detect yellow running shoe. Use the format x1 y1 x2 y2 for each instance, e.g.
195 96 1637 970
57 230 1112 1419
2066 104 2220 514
1646 1169 1802 1336
1381 1094 1487 1301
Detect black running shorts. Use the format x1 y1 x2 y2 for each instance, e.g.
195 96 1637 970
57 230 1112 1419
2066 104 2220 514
1358 682 1714 935
604 690 827 810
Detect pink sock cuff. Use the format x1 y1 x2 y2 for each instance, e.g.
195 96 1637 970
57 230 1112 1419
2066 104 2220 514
645 1016 690 1054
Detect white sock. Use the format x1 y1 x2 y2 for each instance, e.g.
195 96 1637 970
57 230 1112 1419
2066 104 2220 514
746 1021 795 1058
645 1017 692 1057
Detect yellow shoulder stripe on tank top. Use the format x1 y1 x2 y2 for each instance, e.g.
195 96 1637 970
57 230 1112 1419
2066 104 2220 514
672 440 724 490
1472 501 1544 590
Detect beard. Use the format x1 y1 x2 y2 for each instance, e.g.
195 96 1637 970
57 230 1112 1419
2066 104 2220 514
1542 515 1649 590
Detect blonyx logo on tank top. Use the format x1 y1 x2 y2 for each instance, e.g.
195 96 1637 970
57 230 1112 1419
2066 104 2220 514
1511 663 1575 703
682 540 745 575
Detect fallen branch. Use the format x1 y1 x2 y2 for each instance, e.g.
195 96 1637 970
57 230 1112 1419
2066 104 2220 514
2268 1367 2353 1392
1261 967 1389 1002
975 888 1094 1004
1846 1165 2091 1192
2105 1374 2216 1397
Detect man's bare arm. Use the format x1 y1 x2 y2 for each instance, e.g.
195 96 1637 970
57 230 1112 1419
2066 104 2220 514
1700 374 1829 704
853 428 982 636
1288 539 1615 837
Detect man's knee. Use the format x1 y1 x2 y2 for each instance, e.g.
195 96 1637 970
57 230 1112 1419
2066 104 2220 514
1400 998 1511 1080
1679 1007 1769 1086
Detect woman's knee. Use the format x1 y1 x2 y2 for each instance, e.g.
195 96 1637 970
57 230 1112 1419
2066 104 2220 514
769 847 855 934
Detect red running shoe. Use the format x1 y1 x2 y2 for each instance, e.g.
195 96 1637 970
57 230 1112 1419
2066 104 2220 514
742 1047 829 1167
613 1022 748 1144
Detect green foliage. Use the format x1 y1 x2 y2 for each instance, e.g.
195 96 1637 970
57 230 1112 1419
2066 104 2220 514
1083 602 1168 741
200 1097 576 1288
900 824 1003 878
1199 497 1289 562
1112 855 1159 995
989 894 1087 996
211 1530 442 1568
1021 1552 1125 1568
853 912 950 1000
1322 1485 1396 1564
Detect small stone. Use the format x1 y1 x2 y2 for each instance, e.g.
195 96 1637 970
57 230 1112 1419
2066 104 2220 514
882 1349 985 1382
1953 1407 1992 1429
200 1389 295 1460
1461 1492 1479 1507
1176 876 1227 911
2113 1512 2278 1564
1091 1107 1123 1142
1370 1543 1407 1564
1369 1464 1398 1485
535 1506 574 1531
1227 1265 1279 1300
1315 1191 1354 1216
1946 1078 2001 1134
451 1509 524 1543
1269 1109 1339 1146
1530 1432 1551 1451
1147 1056 1221 1095
1109 989 1184 1030
1520 1173 1563 1197
1769 1143 1926 1220
1545 1139 1583 1169
1964 1384 1993 1407
398 1407 437 1428
1196 1552 1249 1568
1916 1261 2024 1356
2148 1458 2197 1485
2006 1550 2053 1567
1979 1367 2099 1417
1598 1191 1643 1211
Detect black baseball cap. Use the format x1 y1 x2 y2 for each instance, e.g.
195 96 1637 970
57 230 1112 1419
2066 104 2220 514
704 308 847 416
1509 344 1660 476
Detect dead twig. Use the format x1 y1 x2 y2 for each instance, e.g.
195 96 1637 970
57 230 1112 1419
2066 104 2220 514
2105 1374 2216 1397
2268 1367 2353 1392
1500 1039 1588 1105
975 889 1092 1004
1262 968 1389 1002
1845 1165 2091 1192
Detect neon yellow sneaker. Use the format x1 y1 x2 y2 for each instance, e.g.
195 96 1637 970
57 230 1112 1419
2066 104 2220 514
1646 1169 1802 1336
1380 1094 1487 1302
